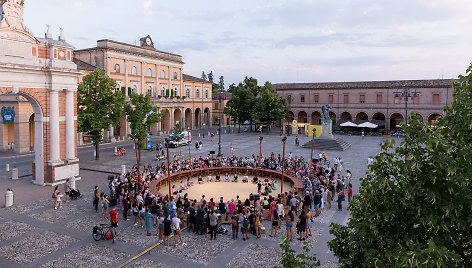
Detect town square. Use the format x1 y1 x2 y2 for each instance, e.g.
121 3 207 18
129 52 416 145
0 1 471 267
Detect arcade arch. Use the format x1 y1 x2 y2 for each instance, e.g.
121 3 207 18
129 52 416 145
356 112 368 121
162 109 171 132
185 108 192 129
340 112 352 121
390 113 404 130
204 108 210 126
194 108 201 128
174 108 182 127
297 111 308 123
286 111 294 122
311 111 321 125
428 113 442 124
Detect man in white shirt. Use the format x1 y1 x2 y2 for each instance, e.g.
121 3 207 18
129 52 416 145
172 216 185 246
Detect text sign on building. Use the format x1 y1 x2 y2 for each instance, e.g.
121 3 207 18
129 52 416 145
1 106 15 123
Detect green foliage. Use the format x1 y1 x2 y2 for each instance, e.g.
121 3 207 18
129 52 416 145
218 76 225 91
224 79 257 125
257 81 289 126
275 237 320 268
328 64 472 267
208 71 214 83
124 93 164 148
227 83 236 93
77 69 125 159
201 71 207 81
172 122 184 142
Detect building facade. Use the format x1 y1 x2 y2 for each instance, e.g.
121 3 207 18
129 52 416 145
74 36 212 140
0 0 80 185
211 92 232 126
273 79 454 130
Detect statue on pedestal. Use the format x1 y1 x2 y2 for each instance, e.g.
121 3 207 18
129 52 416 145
0 0 33 36
322 104 331 123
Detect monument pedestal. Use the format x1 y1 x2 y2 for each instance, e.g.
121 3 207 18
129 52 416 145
321 121 334 139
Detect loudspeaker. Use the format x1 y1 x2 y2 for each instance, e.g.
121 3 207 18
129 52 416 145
210 151 216 155
250 194 260 201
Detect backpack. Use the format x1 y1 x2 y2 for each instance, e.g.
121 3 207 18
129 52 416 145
52 192 56 199
243 216 249 228
232 218 238 227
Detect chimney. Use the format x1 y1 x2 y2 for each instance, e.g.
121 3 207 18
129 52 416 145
45 24 52 39
58 27 66 42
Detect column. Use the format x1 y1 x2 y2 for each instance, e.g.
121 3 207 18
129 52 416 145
109 125 114 141
141 61 145 95
191 110 194 129
209 109 213 128
65 89 76 161
49 89 61 163
125 60 129 97
181 112 185 129
170 107 175 131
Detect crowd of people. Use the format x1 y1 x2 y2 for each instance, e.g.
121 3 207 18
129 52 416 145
89 150 353 245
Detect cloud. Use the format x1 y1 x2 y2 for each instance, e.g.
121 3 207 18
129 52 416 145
73 1 83 10
143 0 152 9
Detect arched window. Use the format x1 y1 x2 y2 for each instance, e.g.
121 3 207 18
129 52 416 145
173 71 178 80
196 87 200 98
147 85 153 96
205 88 209 98
132 85 138 94
115 83 121 92
173 87 178 97
114 64 120 73
131 66 137 75
161 86 166 96
147 68 153 77
161 70 166 78
186 87 190 98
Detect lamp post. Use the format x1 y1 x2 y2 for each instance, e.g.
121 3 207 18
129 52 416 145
165 138 171 197
217 95 222 157
394 88 420 125
280 136 287 194
132 132 141 184
259 126 263 159
310 128 316 166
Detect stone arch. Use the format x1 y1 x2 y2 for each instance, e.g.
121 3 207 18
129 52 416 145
297 111 308 123
162 109 171 132
390 113 404 130
286 111 294 122
356 112 368 121
372 112 386 127
194 108 201 128
329 112 336 125
174 108 182 127
204 107 210 126
428 113 442 124
340 112 352 121
29 113 35 151
311 111 321 125
185 108 192 129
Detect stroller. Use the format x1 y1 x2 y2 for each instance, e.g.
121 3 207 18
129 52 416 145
69 188 82 200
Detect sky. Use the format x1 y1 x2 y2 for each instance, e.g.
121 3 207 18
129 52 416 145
22 0 472 87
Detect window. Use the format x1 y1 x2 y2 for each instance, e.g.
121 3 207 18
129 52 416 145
114 64 120 73
161 70 166 78
173 72 178 80
214 103 219 110
343 94 349 104
196 87 200 98
186 87 190 98
328 94 334 104
360 94 365 104
376 94 382 104
161 86 166 96
115 83 121 93
314 94 319 103
131 66 137 75
205 88 209 98
287 95 292 104
301 95 305 103
147 85 153 96
432 94 440 104
132 85 138 94
147 68 153 77
413 95 419 104
173 87 178 97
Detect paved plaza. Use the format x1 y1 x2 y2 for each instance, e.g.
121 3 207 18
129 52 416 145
0 129 397 267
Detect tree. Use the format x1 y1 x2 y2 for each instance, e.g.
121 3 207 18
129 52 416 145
78 69 125 160
171 122 184 156
218 76 225 92
328 64 472 267
223 82 256 133
275 237 320 268
201 71 207 81
125 93 164 164
207 71 214 83
256 81 289 134
227 83 236 93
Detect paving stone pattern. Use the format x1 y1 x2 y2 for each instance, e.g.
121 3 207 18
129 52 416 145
0 221 35 242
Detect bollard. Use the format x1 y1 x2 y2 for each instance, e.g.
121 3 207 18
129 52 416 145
6 164 9 172
114 147 117 153
121 165 126 175
69 176 76 190
93 150 96 157
11 168 18 180
199 133 201 137
225 130 226 134
208 132 210 136
5 189 13 207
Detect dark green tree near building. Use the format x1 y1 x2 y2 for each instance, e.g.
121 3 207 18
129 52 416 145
201 71 207 81
171 121 185 156
77 69 125 160
218 76 225 92
256 81 289 134
227 83 236 93
223 82 256 133
328 64 472 267
207 71 214 83
125 93 164 163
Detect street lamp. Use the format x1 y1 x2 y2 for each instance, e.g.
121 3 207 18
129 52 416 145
259 126 263 159
280 136 287 194
310 128 316 166
217 95 222 157
165 138 171 197
131 132 141 184
394 88 420 124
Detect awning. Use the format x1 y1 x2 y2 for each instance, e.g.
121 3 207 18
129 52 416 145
358 122 378 128
340 121 358 127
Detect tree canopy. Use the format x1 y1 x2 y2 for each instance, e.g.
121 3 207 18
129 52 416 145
328 64 472 267
77 68 125 160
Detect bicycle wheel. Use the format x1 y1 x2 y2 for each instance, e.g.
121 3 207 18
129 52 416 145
92 229 103 241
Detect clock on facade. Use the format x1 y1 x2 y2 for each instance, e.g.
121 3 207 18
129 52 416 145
146 37 152 46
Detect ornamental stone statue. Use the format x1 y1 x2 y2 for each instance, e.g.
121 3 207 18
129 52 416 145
0 0 33 36
322 104 331 123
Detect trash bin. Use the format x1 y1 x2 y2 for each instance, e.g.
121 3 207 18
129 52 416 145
5 189 13 207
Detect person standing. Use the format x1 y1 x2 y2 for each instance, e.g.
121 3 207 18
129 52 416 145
163 214 172 246
122 194 130 220
109 206 118 236
295 136 299 146
64 179 71 203
337 190 344 211
231 214 239 240
93 186 100 212
286 210 295 241
172 215 185 246
230 143 234 155
145 207 153 236
209 210 218 240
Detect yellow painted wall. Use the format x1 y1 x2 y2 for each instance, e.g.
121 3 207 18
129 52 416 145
307 125 322 137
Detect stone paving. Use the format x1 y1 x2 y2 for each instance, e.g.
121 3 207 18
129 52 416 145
0 130 392 267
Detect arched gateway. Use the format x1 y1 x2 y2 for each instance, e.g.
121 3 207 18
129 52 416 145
0 0 80 185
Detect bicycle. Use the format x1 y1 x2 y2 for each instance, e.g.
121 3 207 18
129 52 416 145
92 223 115 243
